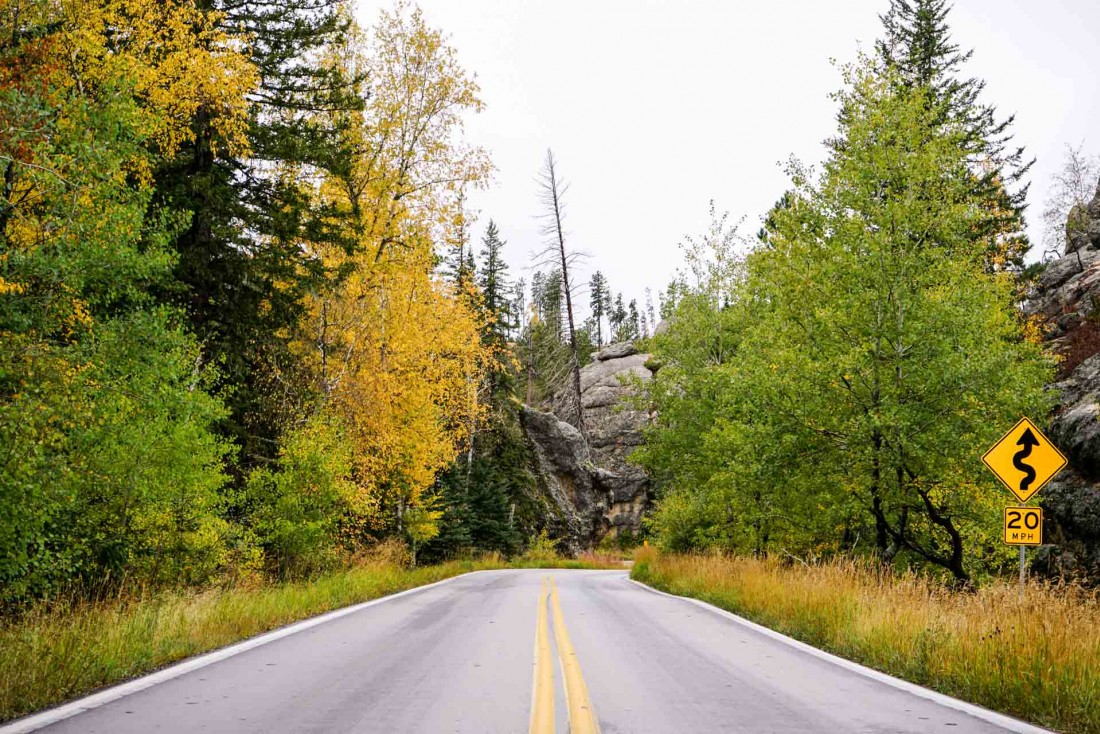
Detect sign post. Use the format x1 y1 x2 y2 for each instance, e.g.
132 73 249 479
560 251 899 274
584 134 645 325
983 418 1065 592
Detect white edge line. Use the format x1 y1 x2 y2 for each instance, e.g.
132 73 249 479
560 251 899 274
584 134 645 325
627 577 1056 734
0 569 504 734
528 576 543 733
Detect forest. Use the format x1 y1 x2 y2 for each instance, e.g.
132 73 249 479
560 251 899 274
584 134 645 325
0 0 663 612
1 0 1096 618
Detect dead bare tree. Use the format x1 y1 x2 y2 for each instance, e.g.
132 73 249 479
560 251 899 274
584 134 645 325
536 149 587 439
1041 143 1100 261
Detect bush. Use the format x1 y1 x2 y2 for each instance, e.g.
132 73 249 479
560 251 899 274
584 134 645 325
520 531 561 564
243 414 356 579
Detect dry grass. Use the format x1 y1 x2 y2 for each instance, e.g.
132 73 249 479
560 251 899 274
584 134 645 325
0 550 621 724
631 549 1100 734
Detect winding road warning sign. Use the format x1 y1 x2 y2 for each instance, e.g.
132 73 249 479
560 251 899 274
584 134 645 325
982 417 1067 504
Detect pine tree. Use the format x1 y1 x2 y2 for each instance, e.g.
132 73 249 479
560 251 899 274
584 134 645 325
645 287 657 334
478 220 513 343
443 205 477 290
537 268 564 344
874 0 1031 270
476 219 514 397
627 299 641 341
530 272 545 319
589 271 610 347
610 292 627 342
511 278 527 341
154 0 365 466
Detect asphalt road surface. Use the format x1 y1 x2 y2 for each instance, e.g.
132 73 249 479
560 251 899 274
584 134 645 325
16 570 1047 734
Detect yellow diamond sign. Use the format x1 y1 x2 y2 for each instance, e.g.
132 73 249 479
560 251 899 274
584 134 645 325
982 417 1067 504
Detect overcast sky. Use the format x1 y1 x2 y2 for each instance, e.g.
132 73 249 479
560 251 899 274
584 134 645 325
356 0 1100 314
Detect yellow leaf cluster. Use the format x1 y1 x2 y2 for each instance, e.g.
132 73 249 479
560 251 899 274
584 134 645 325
292 4 493 537
55 0 256 160
0 0 256 332
316 246 487 524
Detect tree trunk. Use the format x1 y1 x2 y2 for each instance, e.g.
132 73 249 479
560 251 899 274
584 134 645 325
539 150 586 438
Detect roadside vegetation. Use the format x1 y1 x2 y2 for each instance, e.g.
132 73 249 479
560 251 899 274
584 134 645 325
0 542 621 723
0 0 649 621
630 8 1100 730
632 550 1100 734
5 0 1100 729
636 0 1053 585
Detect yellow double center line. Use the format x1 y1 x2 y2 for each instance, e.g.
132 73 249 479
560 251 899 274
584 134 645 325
530 576 600 734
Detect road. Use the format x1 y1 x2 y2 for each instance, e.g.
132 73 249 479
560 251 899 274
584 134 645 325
14 570 1046 734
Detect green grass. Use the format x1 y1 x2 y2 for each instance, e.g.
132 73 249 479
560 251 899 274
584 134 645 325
0 551 620 723
631 549 1100 734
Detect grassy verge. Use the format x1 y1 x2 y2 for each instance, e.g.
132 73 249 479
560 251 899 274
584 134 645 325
0 553 618 723
631 549 1100 734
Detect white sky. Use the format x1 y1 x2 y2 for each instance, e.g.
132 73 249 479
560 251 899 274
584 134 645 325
356 0 1100 314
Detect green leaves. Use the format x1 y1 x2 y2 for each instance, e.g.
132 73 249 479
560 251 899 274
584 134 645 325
243 414 355 579
0 2 233 606
640 60 1053 581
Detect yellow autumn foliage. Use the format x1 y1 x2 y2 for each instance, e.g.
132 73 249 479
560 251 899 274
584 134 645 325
293 4 493 538
0 0 255 312
54 0 256 161
318 244 488 529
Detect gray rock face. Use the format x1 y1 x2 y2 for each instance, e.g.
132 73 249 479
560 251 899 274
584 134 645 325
1034 467 1100 579
1037 249 1096 292
1030 176 1100 580
519 406 596 554
596 341 638 361
582 346 653 541
521 341 655 550
580 352 650 392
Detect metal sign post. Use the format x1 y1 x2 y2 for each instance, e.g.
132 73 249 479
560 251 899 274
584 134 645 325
1002 505 1041 595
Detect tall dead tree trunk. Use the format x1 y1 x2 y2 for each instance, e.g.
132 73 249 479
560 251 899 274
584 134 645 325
537 149 586 439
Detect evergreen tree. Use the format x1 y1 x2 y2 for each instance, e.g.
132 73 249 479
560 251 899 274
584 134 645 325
518 269 576 408
511 278 527 341
589 271 610 346
422 421 534 563
477 220 513 344
425 223 542 564
658 279 687 320
645 287 657 334
627 299 641 341
610 292 627 341
443 206 477 290
874 0 1031 270
536 268 565 344
530 272 546 319
154 0 364 468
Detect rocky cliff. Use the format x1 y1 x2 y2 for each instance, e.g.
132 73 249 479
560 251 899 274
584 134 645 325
1027 177 1100 578
520 341 654 552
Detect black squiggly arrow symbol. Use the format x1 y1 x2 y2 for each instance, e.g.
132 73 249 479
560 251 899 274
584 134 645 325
1013 428 1040 493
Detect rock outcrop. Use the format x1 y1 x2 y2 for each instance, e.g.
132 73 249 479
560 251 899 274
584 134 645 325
1028 177 1100 578
519 407 594 555
520 340 655 551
